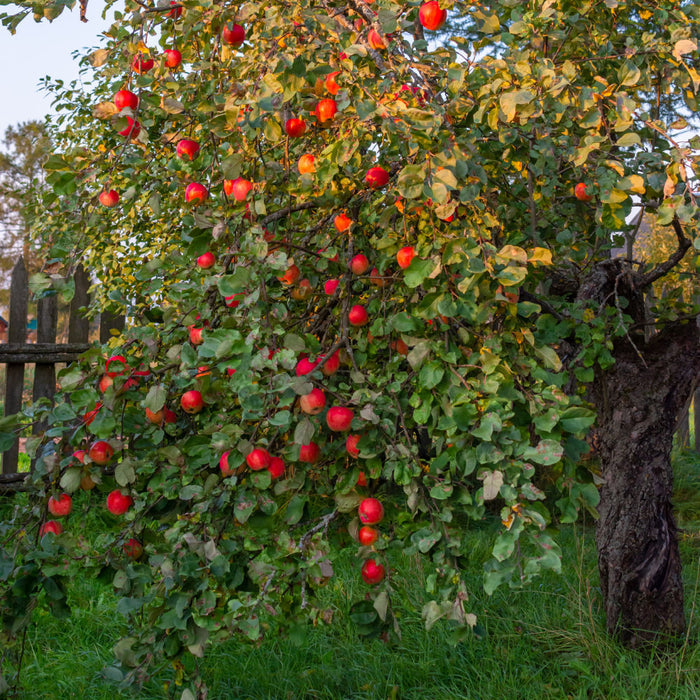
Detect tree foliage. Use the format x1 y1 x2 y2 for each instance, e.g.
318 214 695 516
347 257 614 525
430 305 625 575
0 0 698 694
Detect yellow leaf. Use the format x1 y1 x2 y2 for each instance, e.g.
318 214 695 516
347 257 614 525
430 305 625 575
88 48 110 67
528 247 553 265
161 97 185 114
672 39 697 61
603 159 625 176
496 245 528 265
93 101 119 119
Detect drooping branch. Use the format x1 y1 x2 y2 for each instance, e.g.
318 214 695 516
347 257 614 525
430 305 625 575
637 217 692 289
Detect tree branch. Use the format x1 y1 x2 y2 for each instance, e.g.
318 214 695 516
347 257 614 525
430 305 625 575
637 217 692 289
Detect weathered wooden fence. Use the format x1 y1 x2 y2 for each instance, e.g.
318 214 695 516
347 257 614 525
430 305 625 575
0 256 124 478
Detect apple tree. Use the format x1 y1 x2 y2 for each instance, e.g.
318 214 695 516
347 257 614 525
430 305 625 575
1 0 699 693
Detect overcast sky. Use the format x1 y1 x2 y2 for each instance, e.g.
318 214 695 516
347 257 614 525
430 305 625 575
0 5 112 137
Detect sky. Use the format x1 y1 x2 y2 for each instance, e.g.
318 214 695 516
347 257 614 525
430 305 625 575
0 4 113 137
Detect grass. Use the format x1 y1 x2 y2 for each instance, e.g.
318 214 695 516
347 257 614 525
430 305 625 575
4 451 700 700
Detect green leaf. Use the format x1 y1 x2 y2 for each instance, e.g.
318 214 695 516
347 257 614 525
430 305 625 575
145 384 167 413
522 439 564 465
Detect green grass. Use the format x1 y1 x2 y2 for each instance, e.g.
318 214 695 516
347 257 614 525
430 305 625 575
4 452 700 699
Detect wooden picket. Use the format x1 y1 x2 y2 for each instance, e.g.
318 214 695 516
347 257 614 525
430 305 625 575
0 257 124 478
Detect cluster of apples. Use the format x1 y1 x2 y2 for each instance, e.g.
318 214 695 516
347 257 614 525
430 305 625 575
357 497 386 584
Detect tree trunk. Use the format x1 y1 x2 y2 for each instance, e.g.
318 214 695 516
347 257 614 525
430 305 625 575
590 320 699 644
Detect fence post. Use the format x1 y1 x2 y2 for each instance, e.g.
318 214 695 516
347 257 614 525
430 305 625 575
32 293 58 407
68 264 90 344
2 258 28 475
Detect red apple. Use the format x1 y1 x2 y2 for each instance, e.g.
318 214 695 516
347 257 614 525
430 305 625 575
296 357 319 376
99 190 119 208
370 267 389 288
285 118 307 138
222 23 245 48
299 442 320 463
114 89 138 111
361 558 385 584
40 520 63 536
225 293 243 308
319 350 340 376
315 98 337 123
326 406 354 431
224 177 253 202
88 440 114 465
350 253 370 275
166 1 182 18
574 182 593 201
164 49 182 69
176 139 200 160
298 153 316 174
189 325 204 345
325 71 340 95
123 538 143 559
246 448 271 471
299 388 326 415
358 525 378 546
197 252 215 269
278 264 301 285
359 497 384 524
324 279 339 295
106 355 127 377
73 450 86 464
48 493 72 517
145 407 164 425
419 1 447 30
334 213 352 232
365 166 389 188
132 54 154 73
181 389 204 414
98 374 113 393
346 434 361 457
396 245 415 269
185 182 209 205
107 489 133 515
118 117 141 138
268 456 285 478
220 450 235 476
83 403 102 426
357 471 367 487
348 305 369 327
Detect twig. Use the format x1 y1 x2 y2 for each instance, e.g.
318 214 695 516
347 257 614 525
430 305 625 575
637 217 692 289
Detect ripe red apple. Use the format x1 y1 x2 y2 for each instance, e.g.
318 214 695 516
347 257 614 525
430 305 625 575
83 403 101 426
225 293 243 308
326 406 354 431
166 1 182 18
98 374 113 393
296 357 319 376
346 434 361 457
185 182 209 205
132 54 154 73
99 190 119 208
106 355 127 377
197 252 215 269
300 388 326 415
361 558 385 584
350 253 370 275
290 278 313 300
365 166 389 188
278 264 301 285
268 456 285 479
181 389 204 414
348 305 369 327
114 89 138 111
285 117 307 138
392 338 409 356
574 182 593 201
334 213 352 232
222 23 245 48
357 471 367 487
419 1 447 30
396 245 415 269
164 49 182 69
123 538 143 559
73 449 86 464
319 350 340 376
324 279 339 295
369 267 389 288
118 117 141 138
220 450 234 476
367 29 387 50
40 520 63 536
359 497 384 524
224 177 253 202
189 325 204 345
88 440 114 465
299 442 320 463
107 489 133 515
358 525 378 546
145 407 164 425
315 98 337 123
48 493 72 517
176 139 200 160
325 71 340 95
298 153 316 174
246 448 271 471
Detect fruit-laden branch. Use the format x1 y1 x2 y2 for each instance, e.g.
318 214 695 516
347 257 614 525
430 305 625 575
637 217 692 289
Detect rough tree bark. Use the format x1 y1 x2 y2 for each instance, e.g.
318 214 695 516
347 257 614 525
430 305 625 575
578 258 699 644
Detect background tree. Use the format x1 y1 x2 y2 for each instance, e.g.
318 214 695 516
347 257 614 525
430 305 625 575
0 0 698 695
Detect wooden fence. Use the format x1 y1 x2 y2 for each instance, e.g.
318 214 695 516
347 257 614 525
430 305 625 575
0 256 124 478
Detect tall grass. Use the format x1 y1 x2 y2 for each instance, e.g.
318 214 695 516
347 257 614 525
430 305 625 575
4 451 700 699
